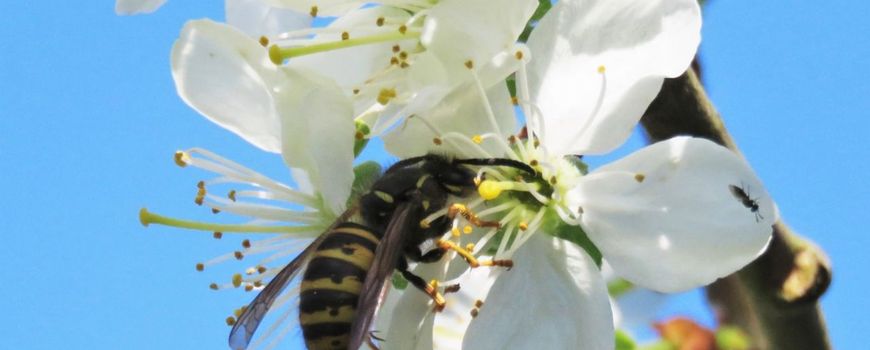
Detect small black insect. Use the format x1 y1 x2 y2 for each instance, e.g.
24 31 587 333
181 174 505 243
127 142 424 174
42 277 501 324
728 183 763 222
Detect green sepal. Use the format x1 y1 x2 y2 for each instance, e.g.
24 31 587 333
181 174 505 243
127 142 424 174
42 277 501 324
542 211 602 267
347 161 382 208
608 278 635 298
615 329 638 350
391 271 408 290
354 120 371 158
715 326 751 350
519 0 553 42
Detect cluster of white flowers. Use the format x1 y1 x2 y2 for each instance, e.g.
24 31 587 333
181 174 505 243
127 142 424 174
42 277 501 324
124 0 777 349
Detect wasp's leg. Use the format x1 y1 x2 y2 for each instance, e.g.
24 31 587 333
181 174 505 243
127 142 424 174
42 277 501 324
447 203 500 228
396 258 447 311
436 239 513 270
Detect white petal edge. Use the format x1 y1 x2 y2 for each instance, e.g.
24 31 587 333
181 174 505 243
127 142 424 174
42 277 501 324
171 19 283 153
115 0 167 15
571 137 776 292
457 235 614 350
527 0 701 155
226 0 312 37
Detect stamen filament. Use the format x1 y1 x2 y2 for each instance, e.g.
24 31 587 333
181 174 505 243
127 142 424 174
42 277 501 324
139 208 317 234
269 30 421 64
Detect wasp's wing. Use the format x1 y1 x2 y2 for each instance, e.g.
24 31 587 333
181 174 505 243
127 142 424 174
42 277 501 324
348 201 418 350
229 208 358 350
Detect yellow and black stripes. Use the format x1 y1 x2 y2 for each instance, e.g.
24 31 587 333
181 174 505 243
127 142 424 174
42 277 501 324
299 222 381 350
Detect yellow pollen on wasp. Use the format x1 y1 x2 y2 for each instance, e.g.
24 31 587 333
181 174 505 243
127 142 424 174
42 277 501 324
463 225 473 234
451 227 461 237
471 135 483 144
518 222 529 231
377 88 397 105
174 151 189 167
597 65 606 74
232 273 243 288
429 280 439 289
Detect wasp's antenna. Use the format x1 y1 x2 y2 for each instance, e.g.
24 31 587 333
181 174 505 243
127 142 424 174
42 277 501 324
454 158 535 175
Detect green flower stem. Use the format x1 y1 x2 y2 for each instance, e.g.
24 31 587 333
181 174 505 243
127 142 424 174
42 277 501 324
640 67 832 350
269 30 421 64
139 208 314 234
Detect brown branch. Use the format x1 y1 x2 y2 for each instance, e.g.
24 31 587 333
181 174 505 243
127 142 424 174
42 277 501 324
640 69 832 350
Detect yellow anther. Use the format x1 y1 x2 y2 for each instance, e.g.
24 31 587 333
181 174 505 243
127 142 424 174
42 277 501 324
390 57 399 65
209 283 219 290
392 45 400 53
549 176 558 185
529 159 539 167
475 299 484 308
465 243 475 251
232 273 243 288
433 137 443 145
399 51 408 60
195 263 204 271
228 190 237 202
352 88 360 95
245 285 254 292
234 251 244 260
213 231 223 239
471 135 483 144
515 50 524 60
511 96 519 105
400 62 409 69
233 307 245 318
464 60 474 69
508 135 517 144
211 207 220 214
309 6 318 17
376 17 385 26
634 173 646 183
398 25 407 34
258 36 269 47
254 281 263 287
174 151 189 167
377 88 397 105
242 239 251 248
478 180 504 200
597 65 606 74
473 177 482 186
470 309 479 318
226 317 237 326
519 222 529 231
341 32 349 40
429 279 439 289
463 225 473 234
451 227 461 237
257 266 267 274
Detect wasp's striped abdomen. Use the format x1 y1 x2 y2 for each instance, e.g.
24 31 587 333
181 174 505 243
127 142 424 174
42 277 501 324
299 222 382 350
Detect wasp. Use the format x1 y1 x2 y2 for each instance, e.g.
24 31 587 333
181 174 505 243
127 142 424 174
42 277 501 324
728 183 763 222
229 154 534 350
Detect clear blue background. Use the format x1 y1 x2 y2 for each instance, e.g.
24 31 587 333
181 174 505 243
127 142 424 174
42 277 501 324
1 1 867 349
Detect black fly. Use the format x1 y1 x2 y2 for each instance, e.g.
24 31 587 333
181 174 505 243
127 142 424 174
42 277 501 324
728 183 763 222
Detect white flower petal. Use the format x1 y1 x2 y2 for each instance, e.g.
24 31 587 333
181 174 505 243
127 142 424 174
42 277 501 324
115 0 167 15
527 0 701 155
171 19 282 153
288 6 413 90
460 235 614 350
278 68 354 214
226 0 312 37
572 137 776 292
422 0 536 80
382 261 451 350
262 0 363 16
382 82 516 159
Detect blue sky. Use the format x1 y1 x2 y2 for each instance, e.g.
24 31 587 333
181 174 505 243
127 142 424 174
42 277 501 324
1 1 867 349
